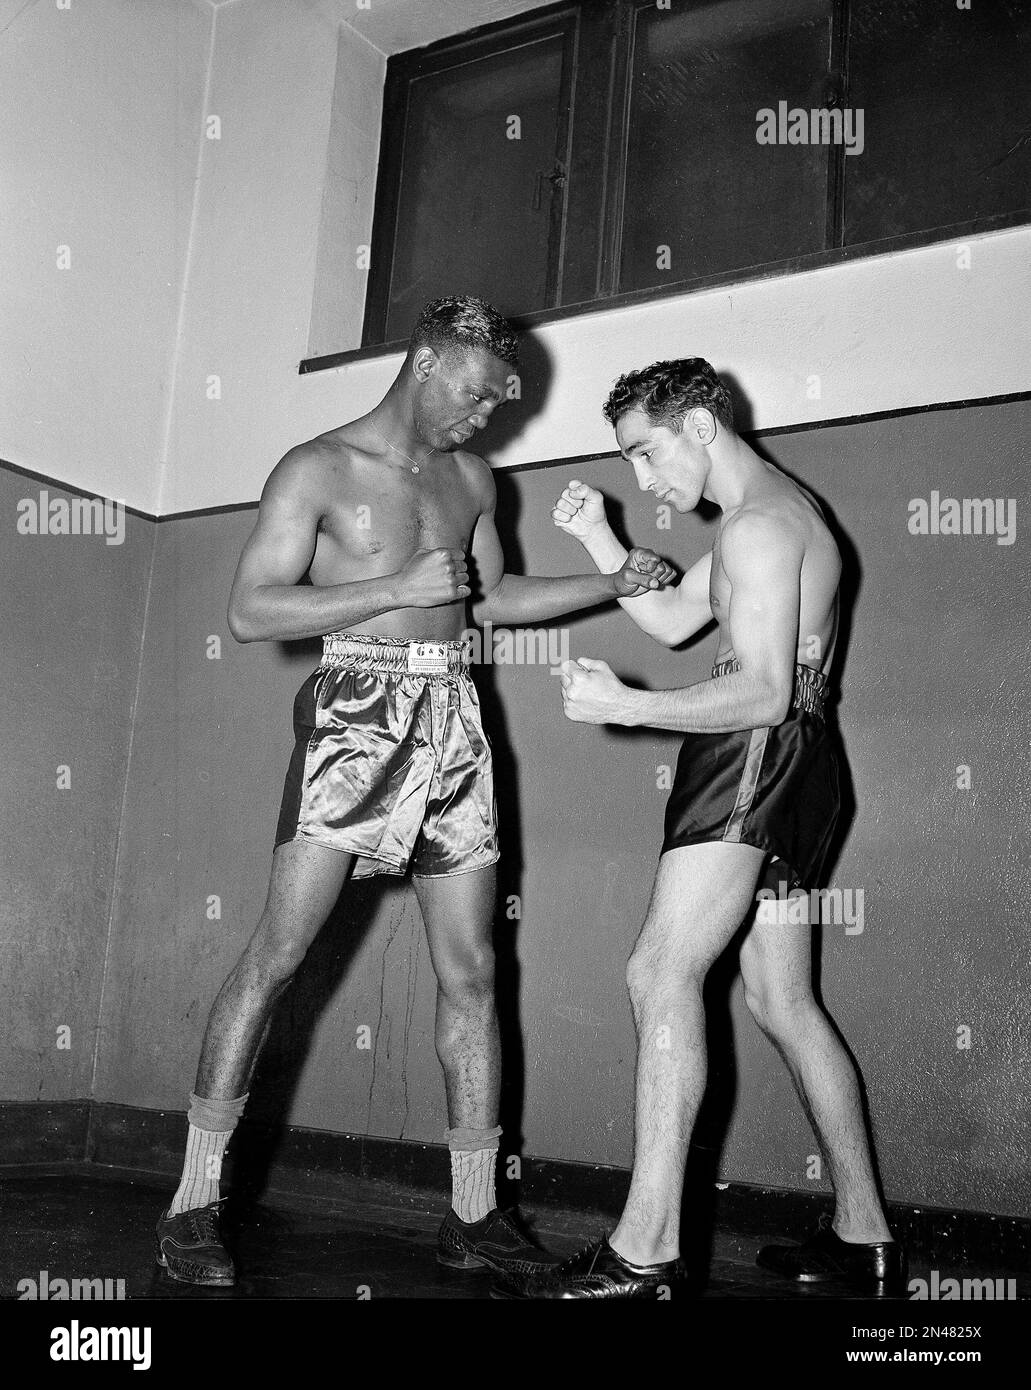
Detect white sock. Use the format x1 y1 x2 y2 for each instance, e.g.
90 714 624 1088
167 1091 248 1216
169 1125 232 1216
446 1124 502 1224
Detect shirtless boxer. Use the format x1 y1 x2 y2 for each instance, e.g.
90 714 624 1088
154 298 673 1286
496 357 905 1299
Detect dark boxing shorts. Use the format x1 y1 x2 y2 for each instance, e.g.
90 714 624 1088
274 634 499 879
662 658 840 894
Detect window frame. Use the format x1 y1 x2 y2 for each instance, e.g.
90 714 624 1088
302 0 1031 373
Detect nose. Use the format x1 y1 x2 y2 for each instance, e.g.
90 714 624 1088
631 458 652 492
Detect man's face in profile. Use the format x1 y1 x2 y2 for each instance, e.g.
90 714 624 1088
616 408 709 513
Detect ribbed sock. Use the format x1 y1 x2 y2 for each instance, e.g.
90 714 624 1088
446 1124 502 1225
167 1091 248 1217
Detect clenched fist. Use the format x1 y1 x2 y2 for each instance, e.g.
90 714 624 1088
552 480 607 539
613 547 677 598
396 547 470 608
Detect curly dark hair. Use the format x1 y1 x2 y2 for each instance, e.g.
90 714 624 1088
409 295 519 368
603 358 734 431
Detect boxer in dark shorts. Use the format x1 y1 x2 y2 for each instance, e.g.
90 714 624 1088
663 657 838 896
275 633 498 879
496 357 904 1300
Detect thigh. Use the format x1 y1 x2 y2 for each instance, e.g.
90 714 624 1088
739 903 816 1008
412 863 497 976
254 838 356 952
634 841 767 977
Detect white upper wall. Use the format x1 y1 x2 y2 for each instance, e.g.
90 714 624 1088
0 0 212 510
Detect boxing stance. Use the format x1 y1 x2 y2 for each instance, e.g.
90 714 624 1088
155 298 673 1286
496 357 904 1299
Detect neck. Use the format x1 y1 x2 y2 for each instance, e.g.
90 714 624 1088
703 435 772 513
370 387 425 453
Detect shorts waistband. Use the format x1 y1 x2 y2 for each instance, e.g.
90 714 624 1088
712 658 829 719
320 633 470 675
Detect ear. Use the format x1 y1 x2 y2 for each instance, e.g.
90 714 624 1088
687 407 716 444
411 346 438 383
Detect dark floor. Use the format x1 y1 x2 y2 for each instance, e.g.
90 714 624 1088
2 1165 1026 1301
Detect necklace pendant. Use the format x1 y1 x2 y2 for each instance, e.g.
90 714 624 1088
411 464 420 474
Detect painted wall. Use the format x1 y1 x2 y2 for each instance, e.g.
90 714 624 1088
0 0 211 509
0 467 153 1102
90 397 1030 1217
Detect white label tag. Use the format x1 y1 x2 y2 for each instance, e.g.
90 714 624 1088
407 641 449 673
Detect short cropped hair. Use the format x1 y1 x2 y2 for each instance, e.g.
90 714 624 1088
409 296 519 369
603 358 734 432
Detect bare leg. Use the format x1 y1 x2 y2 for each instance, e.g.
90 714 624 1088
412 865 499 1129
194 840 355 1099
740 905 892 1242
610 842 766 1265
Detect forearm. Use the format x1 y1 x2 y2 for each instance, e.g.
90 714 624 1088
229 576 402 643
579 525 682 639
622 670 785 733
474 571 617 625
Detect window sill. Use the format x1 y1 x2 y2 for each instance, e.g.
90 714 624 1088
298 209 1029 376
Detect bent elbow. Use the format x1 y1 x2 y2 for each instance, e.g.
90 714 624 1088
227 607 256 644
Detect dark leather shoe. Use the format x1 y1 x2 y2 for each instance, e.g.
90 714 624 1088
492 1236 688 1299
155 1200 235 1286
437 1207 560 1276
757 1213 907 1294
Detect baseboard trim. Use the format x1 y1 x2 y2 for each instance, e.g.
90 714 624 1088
3 1100 1027 1269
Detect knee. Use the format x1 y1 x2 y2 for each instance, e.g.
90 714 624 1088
743 980 816 1039
438 943 495 1003
626 942 702 1009
242 916 311 988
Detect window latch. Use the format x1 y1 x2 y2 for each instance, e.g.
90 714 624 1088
532 162 567 211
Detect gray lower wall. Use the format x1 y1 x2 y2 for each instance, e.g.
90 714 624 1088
0 466 152 1102
3 396 1029 1217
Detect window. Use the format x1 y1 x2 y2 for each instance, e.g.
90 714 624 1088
308 0 1031 364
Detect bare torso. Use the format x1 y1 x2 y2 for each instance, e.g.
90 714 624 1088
305 426 486 640
709 471 841 675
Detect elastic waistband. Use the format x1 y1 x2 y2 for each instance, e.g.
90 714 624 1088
320 633 470 675
712 658 829 719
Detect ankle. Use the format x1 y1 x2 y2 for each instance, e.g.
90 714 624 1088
609 1228 679 1267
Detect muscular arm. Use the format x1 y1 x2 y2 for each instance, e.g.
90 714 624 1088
579 524 713 646
468 468 660 626
627 516 801 731
227 447 461 642
562 515 802 732
553 481 712 645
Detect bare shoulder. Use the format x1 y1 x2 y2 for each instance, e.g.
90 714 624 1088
452 448 496 513
261 433 353 507
721 505 800 563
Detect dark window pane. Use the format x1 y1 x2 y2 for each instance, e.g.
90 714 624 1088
619 0 833 292
845 0 1031 244
383 36 566 341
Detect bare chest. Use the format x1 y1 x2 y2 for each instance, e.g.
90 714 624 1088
310 466 479 582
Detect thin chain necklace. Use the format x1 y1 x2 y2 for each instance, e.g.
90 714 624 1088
368 421 435 475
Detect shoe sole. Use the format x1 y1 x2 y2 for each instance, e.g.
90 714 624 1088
155 1248 235 1287
757 1261 906 1295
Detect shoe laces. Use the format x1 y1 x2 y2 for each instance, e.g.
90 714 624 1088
191 1200 225 1243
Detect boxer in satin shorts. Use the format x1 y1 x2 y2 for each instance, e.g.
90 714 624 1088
275 633 498 879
